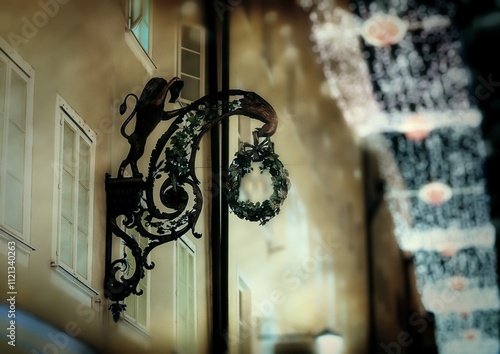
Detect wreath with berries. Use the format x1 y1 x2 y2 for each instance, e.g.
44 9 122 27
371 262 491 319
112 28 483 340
226 139 290 225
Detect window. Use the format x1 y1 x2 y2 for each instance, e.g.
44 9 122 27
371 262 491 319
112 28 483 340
238 116 251 146
176 238 196 353
128 0 150 54
238 276 252 354
122 228 150 330
178 24 205 103
55 96 95 283
0 39 33 244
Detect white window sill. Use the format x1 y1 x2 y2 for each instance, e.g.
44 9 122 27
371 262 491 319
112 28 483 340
0 227 35 268
114 310 152 350
51 262 99 298
123 315 151 337
124 29 156 76
0 227 35 253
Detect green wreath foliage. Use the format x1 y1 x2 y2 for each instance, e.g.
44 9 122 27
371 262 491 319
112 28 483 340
226 140 290 225
160 100 240 189
151 97 290 225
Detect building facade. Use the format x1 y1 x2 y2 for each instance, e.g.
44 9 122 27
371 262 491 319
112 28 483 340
0 1 371 354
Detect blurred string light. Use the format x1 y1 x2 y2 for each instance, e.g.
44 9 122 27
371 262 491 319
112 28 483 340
298 0 481 136
299 0 500 353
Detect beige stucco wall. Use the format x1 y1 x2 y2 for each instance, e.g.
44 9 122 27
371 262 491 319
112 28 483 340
226 2 370 354
0 1 377 354
0 1 212 353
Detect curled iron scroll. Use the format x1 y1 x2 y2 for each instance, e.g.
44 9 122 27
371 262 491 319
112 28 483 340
104 84 287 320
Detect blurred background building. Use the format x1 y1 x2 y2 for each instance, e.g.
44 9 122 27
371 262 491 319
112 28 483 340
0 0 498 353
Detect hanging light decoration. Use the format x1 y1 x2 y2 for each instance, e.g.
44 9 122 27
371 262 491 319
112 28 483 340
299 0 500 353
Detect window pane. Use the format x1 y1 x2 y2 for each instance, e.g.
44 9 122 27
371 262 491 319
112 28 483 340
130 0 142 22
6 121 25 179
77 183 89 231
0 58 6 116
0 61 4 210
79 138 90 187
238 115 253 143
63 122 75 172
0 60 5 187
62 169 74 220
188 253 194 283
178 285 186 314
9 71 27 129
125 292 136 319
188 253 194 329
140 2 150 52
188 321 196 342
131 0 149 53
178 245 186 279
125 245 136 274
139 234 148 249
60 216 73 266
180 75 200 102
181 50 201 78
4 173 23 232
132 21 149 53
143 0 150 23
178 246 187 329
182 25 201 52
138 23 149 53
177 244 195 351
76 230 88 278
138 282 147 326
57 105 95 281
188 287 194 326
178 316 186 340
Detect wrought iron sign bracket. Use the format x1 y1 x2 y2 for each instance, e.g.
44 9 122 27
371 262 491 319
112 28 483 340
103 77 290 321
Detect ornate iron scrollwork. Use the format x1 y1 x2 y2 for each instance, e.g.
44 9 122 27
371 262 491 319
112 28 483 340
104 77 286 321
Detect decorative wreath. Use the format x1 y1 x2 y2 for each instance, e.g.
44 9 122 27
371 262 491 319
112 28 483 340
226 139 290 225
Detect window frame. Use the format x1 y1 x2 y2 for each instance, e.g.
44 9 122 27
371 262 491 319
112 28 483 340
0 37 34 252
125 0 155 75
128 0 151 55
177 22 206 105
52 95 96 289
176 236 197 353
237 272 252 354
